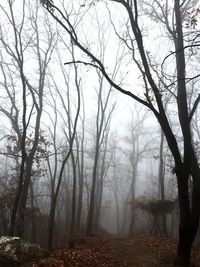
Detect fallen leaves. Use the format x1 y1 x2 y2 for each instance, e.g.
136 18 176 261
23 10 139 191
54 238 121 267
22 236 200 266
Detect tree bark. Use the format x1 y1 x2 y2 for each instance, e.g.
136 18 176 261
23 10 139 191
86 144 99 235
76 139 84 232
15 160 33 237
48 195 56 250
158 130 168 236
70 152 77 242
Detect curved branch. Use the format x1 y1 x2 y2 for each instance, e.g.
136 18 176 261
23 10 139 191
189 94 200 122
43 2 154 112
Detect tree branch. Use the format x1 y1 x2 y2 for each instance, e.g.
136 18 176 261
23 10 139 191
42 1 153 112
189 94 200 122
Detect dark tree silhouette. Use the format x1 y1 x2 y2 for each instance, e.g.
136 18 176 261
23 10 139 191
41 0 200 265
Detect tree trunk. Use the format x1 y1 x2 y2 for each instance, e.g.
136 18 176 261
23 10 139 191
86 155 98 235
176 167 191 266
16 160 33 237
86 146 99 235
9 158 26 236
30 179 37 243
76 176 83 232
76 156 84 232
93 144 107 232
93 180 103 232
177 229 191 266
129 168 137 236
48 195 56 250
70 152 77 243
158 130 168 236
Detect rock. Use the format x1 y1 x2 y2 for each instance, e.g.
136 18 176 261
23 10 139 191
0 236 50 266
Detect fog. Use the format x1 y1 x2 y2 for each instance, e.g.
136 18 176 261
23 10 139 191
0 2 199 262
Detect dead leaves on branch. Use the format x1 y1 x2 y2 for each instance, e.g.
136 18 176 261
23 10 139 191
40 0 54 11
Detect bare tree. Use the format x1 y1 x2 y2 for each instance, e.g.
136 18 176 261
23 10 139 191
124 109 149 236
75 98 85 232
0 0 57 237
86 70 115 235
84 14 123 235
109 137 127 235
42 0 200 265
46 42 81 250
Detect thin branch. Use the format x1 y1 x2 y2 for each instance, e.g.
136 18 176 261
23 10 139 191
43 2 153 111
64 60 100 69
189 94 200 122
162 44 200 68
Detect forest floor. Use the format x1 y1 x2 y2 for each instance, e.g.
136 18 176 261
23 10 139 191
25 236 200 267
